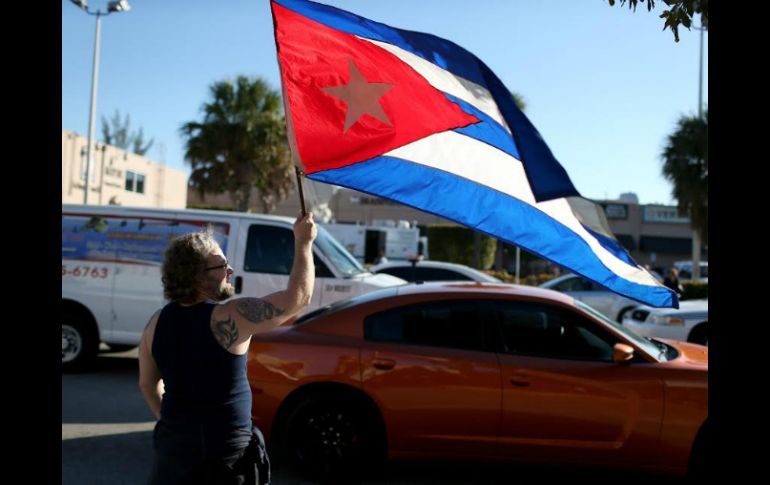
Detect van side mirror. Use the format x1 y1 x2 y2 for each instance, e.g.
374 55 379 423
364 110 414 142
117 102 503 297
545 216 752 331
613 343 634 364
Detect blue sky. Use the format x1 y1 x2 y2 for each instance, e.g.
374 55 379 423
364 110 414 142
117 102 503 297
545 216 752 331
62 0 707 205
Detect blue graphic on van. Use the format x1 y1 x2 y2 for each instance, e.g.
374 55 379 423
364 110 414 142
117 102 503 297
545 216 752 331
61 215 229 265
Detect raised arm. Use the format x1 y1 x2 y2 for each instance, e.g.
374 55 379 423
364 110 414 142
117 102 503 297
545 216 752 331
212 213 316 348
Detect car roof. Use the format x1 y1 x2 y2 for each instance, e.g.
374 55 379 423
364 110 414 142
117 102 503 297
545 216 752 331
292 282 579 329
389 281 575 304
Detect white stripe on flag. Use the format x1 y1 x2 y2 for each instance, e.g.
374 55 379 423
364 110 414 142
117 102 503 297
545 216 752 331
361 37 511 133
384 131 661 287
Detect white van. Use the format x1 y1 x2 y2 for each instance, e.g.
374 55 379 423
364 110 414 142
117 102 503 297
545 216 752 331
61 205 405 370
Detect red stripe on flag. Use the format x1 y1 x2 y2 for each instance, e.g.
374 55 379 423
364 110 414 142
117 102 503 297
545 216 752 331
273 2 479 174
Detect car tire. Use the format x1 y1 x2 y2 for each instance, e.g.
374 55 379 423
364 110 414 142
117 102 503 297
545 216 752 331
285 393 384 482
688 323 708 346
103 343 138 353
616 306 635 324
62 312 98 372
688 420 708 479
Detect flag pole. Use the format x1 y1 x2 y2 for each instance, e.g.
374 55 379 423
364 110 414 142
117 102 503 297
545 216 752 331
295 166 307 216
271 2 307 217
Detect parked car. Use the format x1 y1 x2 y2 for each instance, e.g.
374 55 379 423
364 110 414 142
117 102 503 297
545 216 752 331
622 299 708 346
370 260 502 283
247 282 707 481
539 273 649 322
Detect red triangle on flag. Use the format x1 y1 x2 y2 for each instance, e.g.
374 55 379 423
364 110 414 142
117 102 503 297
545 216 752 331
273 3 479 174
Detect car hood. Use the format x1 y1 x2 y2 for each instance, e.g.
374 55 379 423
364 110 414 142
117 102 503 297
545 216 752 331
662 338 708 367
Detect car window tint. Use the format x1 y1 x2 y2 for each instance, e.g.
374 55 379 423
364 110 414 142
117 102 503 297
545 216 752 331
493 301 617 362
365 300 487 352
415 267 473 281
244 225 294 274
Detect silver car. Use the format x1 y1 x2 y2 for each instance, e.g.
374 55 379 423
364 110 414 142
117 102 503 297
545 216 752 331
622 299 708 346
370 260 502 283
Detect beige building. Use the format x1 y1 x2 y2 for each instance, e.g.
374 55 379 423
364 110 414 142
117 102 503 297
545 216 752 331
188 183 452 225
62 130 188 208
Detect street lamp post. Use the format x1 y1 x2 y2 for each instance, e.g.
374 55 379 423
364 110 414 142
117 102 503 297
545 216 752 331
691 23 707 281
69 0 131 205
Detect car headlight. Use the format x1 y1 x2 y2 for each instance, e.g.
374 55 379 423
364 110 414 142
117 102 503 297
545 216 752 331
651 315 685 326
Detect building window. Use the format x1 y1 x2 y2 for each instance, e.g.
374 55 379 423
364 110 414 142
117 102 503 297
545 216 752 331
125 171 146 194
125 171 135 191
136 174 145 194
602 203 628 220
80 147 96 183
642 206 689 224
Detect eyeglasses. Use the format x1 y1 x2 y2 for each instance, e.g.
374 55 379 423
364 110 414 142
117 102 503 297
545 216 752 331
204 261 229 271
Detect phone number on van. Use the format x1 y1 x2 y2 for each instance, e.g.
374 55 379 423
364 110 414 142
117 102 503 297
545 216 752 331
62 265 109 278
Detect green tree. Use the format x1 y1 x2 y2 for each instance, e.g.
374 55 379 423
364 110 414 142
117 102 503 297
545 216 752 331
180 76 293 213
607 0 708 42
661 110 708 243
100 109 155 155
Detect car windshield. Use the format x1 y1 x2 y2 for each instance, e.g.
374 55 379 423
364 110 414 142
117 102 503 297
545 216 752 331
575 300 669 361
315 226 367 277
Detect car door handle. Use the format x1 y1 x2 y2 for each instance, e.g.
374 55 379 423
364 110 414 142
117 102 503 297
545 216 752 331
373 358 396 370
234 276 242 294
509 375 531 387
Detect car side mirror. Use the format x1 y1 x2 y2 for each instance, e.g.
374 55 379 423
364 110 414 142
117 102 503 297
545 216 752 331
612 343 635 364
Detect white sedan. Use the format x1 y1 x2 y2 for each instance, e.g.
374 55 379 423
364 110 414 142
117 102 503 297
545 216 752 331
622 299 708 346
370 260 502 283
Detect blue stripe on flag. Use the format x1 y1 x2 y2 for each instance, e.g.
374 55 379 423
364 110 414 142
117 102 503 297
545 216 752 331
308 157 677 308
443 93 521 160
581 225 637 267
273 0 486 85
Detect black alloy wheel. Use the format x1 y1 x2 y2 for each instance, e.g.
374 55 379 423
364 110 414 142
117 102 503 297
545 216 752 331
286 394 381 482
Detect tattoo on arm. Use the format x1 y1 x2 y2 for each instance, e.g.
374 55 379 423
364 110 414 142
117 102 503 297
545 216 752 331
236 299 285 325
212 315 239 349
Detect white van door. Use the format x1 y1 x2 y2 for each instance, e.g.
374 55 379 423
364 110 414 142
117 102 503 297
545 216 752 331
106 214 178 343
108 214 234 344
235 221 328 310
61 212 118 342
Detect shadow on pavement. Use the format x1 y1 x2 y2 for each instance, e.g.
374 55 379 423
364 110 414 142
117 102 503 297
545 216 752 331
62 430 154 485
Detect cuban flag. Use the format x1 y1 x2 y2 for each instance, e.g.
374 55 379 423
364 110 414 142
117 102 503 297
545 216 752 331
270 0 677 309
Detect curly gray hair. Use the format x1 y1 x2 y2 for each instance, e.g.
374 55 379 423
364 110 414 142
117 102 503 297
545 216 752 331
161 228 221 303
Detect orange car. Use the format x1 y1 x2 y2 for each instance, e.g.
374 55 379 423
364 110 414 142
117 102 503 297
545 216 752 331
247 283 707 480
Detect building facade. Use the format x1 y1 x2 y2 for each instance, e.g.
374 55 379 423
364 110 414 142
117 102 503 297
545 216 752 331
62 130 188 208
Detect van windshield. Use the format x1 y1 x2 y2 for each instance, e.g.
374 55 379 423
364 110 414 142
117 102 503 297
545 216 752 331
315 226 366 276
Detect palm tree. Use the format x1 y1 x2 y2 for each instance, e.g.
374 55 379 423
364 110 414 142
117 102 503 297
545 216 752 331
101 109 154 156
661 110 708 247
181 76 293 213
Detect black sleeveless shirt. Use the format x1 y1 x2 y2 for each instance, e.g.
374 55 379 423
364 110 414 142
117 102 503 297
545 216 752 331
152 301 252 455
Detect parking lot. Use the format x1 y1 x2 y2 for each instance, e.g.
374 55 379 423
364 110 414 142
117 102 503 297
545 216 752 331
62 349 687 485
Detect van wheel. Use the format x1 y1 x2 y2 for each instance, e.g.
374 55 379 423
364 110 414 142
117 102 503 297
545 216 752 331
688 323 708 346
285 393 383 482
62 314 97 372
104 343 137 353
